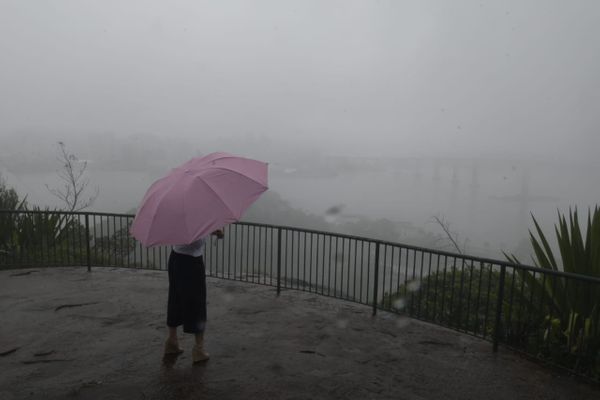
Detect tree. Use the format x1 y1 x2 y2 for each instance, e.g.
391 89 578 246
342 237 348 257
0 174 27 211
430 215 467 254
46 141 99 211
1 176 27 257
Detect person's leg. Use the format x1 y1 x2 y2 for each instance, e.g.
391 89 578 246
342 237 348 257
192 330 209 362
164 326 183 354
191 256 209 362
165 251 184 355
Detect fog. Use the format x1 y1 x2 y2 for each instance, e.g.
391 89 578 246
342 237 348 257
1 1 599 259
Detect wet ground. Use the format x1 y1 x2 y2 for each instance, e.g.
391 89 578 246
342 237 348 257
0 267 598 400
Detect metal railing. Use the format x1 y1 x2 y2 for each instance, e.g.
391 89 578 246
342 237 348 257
1 209 599 381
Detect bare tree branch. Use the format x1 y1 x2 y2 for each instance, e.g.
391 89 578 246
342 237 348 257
46 142 99 212
431 215 464 255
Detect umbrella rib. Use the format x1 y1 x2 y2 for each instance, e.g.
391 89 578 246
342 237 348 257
193 175 238 219
207 166 268 187
178 154 238 170
137 180 180 246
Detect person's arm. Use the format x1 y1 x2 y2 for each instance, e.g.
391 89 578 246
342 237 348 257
211 229 224 239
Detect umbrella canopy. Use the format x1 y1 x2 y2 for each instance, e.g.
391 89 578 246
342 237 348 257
130 152 268 247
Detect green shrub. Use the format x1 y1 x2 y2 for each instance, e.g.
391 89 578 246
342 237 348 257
382 266 539 341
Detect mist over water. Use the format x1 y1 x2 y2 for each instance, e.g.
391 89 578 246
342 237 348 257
3 137 598 261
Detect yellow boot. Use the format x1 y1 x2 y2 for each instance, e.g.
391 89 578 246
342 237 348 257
192 333 210 363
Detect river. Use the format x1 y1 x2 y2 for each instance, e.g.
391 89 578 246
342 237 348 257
3 157 599 259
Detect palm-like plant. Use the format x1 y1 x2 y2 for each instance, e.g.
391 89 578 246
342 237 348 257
16 208 85 263
505 207 600 376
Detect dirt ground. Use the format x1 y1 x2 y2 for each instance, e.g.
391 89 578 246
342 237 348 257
0 267 598 400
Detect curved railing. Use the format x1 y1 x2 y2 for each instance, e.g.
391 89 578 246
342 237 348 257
1 209 599 381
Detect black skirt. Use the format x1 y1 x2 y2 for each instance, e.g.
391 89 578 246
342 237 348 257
166 250 207 334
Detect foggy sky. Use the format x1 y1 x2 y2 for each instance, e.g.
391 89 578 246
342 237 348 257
1 0 599 161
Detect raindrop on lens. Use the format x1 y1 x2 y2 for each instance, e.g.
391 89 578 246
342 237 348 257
407 280 421 292
325 205 344 215
392 298 405 310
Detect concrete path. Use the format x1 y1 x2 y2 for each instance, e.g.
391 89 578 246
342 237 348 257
0 267 597 400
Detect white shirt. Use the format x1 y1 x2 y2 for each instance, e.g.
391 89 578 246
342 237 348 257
173 238 206 257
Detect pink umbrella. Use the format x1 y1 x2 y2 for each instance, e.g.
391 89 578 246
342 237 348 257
130 152 268 247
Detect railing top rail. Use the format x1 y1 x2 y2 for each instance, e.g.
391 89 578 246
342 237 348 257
236 220 600 283
2 209 600 284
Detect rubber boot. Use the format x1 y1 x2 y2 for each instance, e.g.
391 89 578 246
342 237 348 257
192 333 210 363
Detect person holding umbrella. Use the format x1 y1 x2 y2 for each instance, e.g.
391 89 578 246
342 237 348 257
164 229 224 362
130 152 269 364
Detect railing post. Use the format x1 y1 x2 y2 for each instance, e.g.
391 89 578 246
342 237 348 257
372 241 380 316
85 213 91 272
493 264 507 352
277 227 282 296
